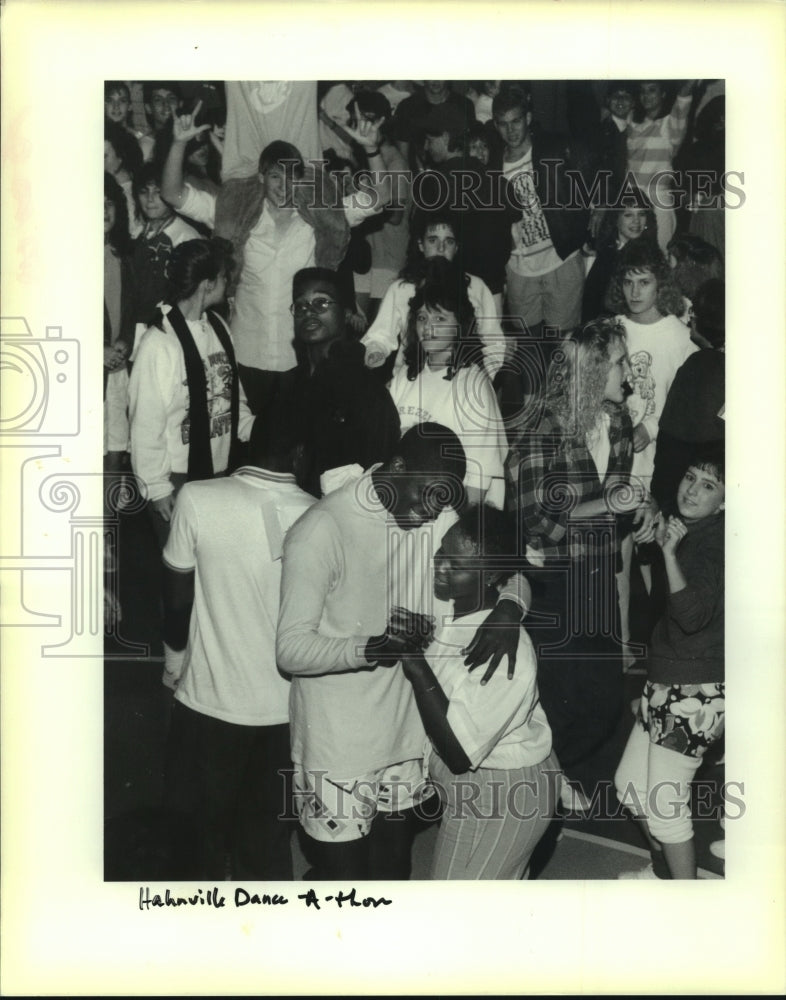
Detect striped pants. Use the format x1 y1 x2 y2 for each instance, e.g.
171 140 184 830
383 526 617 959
428 752 561 880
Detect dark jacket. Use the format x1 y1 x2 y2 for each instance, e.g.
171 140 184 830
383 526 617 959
280 339 401 498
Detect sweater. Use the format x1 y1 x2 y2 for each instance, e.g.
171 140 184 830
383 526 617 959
648 513 724 685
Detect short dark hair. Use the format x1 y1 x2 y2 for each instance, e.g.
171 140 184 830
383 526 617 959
451 504 519 587
397 422 467 486
247 394 307 471
105 80 131 102
686 443 725 485
492 83 531 119
292 267 348 310
258 140 304 179
143 81 182 105
132 161 165 200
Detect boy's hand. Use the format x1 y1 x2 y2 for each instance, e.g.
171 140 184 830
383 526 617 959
172 99 211 144
152 494 176 522
344 116 382 153
463 600 521 684
658 515 687 555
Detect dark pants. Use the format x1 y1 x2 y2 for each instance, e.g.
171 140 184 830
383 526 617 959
527 565 624 772
300 806 420 882
164 701 295 881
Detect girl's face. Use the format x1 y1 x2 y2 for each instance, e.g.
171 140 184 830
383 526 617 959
602 342 631 404
104 140 122 176
469 136 490 166
138 182 171 222
418 223 458 262
415 304 459 368
639 82 664 115
433 527 480 603
676 466 725 523
617 208 647 244
105 88 131 125
104 196 116 236
622 268 660 323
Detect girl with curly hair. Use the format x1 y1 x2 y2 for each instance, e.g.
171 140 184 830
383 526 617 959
606 241 698 663
387 256 508 507
505 318 656 800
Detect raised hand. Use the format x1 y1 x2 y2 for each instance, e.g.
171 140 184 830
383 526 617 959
343 116 382 153
172 99 211 144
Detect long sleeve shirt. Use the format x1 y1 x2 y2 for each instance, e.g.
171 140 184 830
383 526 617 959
128 308 254 501
648 513 724 685
505 403 634 565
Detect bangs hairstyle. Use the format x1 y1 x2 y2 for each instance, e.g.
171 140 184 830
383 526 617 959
104 171 132 257
686 443 725 485
164 237 235 305
545 317 628 439
402 257 481 381
451 504 519 589
400 208 461 283
595 187 658 254
604 240 684 317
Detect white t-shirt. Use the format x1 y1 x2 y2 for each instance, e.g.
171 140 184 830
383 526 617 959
164 468 316 726
425 610 552 770
619 313 699 480
388 364 508 507
504 147 563 278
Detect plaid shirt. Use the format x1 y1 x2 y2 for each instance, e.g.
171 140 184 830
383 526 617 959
505 403 634 564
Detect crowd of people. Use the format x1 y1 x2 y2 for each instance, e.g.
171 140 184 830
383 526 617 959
104 79 726 882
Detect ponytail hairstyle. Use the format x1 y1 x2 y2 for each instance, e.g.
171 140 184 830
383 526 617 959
163 237 235 307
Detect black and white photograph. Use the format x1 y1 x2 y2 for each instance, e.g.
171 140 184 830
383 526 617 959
2 1 785 996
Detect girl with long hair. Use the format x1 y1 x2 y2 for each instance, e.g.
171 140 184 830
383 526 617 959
387 257 508 507
506 318 656 801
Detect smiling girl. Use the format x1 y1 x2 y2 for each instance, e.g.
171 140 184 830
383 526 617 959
387 257 508 507
581 188 657 322
392 504 559 880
